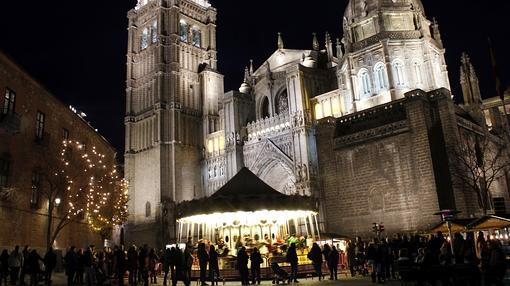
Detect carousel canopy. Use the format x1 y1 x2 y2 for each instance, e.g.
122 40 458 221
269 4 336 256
176 167 318 220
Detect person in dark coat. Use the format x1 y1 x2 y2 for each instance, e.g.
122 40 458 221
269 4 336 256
322 244 331 280
237 247 249 286
127 246 138 286
43 247 57 286
485 240 506 286
346 241 356 277
1 249 10 285
114 246 126 286
286 243 299 283
250 248 263 285
74 249 84 285
162 248 172 286
308 243 323 281
20 246 30 286
208 245 220 286
27 250 42 286
148 248 158 284
138 246 149 286
328 246 339 280
197 243 209 286
64 247 78 286
183 248 193 284
173 248 190 286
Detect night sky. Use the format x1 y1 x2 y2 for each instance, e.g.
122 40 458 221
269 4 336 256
1 0 509 154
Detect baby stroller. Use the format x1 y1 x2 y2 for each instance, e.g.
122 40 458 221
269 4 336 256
270 262 289 284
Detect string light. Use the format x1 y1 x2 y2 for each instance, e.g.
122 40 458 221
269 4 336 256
57 140 129 234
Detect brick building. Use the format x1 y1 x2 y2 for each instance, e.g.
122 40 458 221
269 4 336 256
0 51 117 250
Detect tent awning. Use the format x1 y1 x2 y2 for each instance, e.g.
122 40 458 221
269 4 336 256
467 215 510 231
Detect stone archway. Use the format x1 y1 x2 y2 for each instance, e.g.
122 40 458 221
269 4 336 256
249 140 297 195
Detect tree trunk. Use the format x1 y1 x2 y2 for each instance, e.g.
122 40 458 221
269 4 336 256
46 203 54 251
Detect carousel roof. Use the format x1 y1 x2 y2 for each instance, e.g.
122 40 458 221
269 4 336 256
176 167 318 219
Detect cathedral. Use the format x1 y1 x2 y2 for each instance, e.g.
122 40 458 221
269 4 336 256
124 0 510 246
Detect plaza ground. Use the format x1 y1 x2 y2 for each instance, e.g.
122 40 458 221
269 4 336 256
47 272 510 286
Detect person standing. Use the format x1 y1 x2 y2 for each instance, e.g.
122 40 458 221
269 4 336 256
8 246 23 286
183 248 193 285
19 246 29 286
328 246 339 280
161 248 172 286
74 248 84 285
208 245 219 286
127 246 138 286
138 246 149 286
173 247 190 286
250 248 262 285
64 247 78 286
322 244 331 280
27 250 42 286
485 240 506 286
308 243 323 281
197 243 209 286
43 248 57 286
236 247 249 286
83 246 96 286
114 246 126 286
286 243 299 283
148 248 158 284
1 249 9 285
346 241 356 277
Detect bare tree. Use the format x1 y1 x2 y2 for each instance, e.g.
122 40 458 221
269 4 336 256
452 131 510 215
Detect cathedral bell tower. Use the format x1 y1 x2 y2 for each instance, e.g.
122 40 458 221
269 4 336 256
124 0 224 247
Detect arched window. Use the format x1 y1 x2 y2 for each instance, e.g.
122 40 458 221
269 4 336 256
192 28 201 48
145 202 151 218
261 97 270 118
151 21 158 44
358 69 371 98
274 90 289 115
413 61 422 85
141 28 149 50
373 63 387 91
179 20 189 43
393 60 405 87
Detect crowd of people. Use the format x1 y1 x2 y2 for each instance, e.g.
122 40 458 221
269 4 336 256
0 245 57 286
1 232 507 286
345 232 508 285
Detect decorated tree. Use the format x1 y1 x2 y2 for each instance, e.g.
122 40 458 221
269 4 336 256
40 140 128 250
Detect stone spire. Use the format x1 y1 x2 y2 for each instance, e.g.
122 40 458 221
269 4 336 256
431 18 443 48
325 32 333 61
239 66 251 94
312 33 320 51
336 38 343 58
249 59 254 75
277 32 284 50
460 53 482 107
460 53 485 124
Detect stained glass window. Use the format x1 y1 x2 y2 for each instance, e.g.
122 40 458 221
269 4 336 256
192 29 201 48
180 21 189 43
141 28 149 49
151 21 158 44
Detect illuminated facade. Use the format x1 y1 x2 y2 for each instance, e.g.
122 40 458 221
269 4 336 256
125 0 510 243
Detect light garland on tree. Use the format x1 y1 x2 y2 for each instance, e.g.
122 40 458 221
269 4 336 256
58 140 129 233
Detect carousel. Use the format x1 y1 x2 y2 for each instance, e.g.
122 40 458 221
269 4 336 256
176 168 321 268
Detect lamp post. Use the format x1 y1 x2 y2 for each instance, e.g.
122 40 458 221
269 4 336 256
434 209 460 263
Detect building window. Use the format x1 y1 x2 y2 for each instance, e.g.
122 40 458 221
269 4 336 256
145 202 151 217
180 20 189 43
62 128 69 141
393 60 405 87
261 97 270 118
35 111 45 140
3 88 16 115
151 21 158 44
413 61 422 85
30 171 42 208
374 63 387 91
0 155 10 187
192 28 201 48
141 28 149 50
314 103 323 120
358 69 371 98
493 198 506 215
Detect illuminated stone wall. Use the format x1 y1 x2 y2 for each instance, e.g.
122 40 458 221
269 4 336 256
0 52 115 250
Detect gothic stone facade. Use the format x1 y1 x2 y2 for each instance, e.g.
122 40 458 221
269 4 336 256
125 0 510 245
317 89 510 237
0 51 116 250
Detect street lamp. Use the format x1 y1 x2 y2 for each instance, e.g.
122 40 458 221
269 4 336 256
55 197 61 207
434 209 461 263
